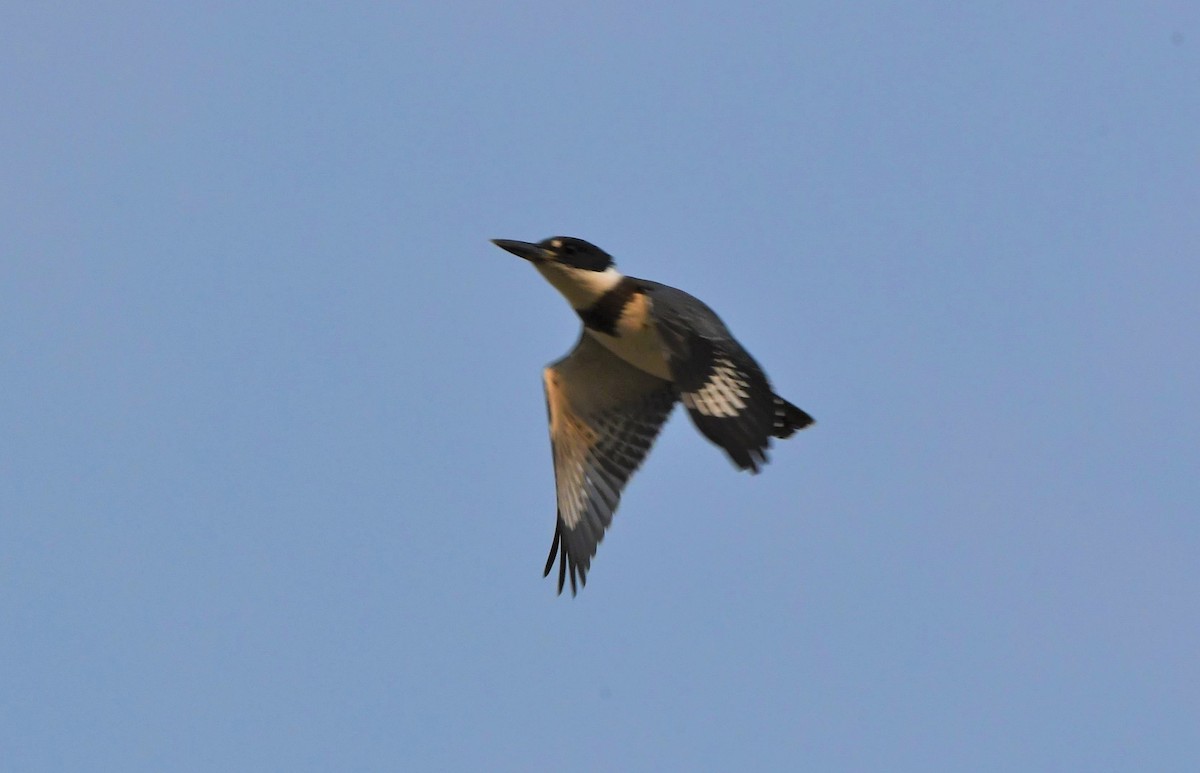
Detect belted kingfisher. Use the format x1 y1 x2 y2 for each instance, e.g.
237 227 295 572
493 236 814 595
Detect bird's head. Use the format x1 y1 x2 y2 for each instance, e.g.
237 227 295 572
492 236 622 309
492 236 613 270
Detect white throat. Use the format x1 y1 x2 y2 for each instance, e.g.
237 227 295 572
536 264 623 310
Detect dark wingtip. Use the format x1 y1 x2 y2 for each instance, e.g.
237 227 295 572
543 521 560 578
723 430 768 473
734 451 764 474
544 515 589 597
544 520 568 595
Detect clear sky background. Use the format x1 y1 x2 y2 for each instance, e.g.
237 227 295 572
2 3 1197 771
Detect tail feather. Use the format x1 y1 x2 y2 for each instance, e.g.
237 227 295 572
772 396 815 439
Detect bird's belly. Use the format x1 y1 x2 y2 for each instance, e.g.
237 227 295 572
586 325 672 381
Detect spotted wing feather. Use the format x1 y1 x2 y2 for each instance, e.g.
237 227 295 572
639 279 813 472
542 334 677 595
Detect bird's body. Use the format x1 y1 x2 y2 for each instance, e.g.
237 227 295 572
493 236 814 594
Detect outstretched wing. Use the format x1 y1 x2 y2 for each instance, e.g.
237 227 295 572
639 279 813 473
542 334 677 595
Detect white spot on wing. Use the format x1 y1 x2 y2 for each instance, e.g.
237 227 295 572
681 358 750 418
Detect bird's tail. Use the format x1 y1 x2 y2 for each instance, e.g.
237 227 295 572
772 396 815 439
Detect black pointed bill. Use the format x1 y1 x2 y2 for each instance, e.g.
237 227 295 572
492 238 549 263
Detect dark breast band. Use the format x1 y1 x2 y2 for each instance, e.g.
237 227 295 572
577 278 640 336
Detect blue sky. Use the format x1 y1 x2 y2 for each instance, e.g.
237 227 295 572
2 3 1197 770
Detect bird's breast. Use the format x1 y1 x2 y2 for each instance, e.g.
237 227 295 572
585 292 673 380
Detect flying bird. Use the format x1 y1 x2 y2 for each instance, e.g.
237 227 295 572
493 236 814 594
